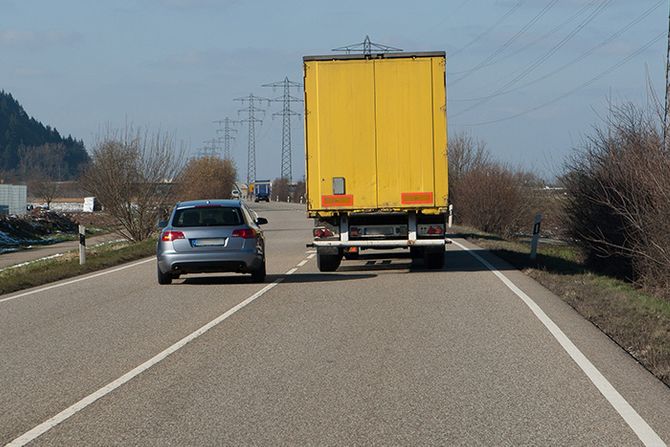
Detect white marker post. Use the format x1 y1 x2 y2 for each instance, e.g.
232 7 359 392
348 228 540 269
530 213 542 261
78 225 86 265
448 204 453 228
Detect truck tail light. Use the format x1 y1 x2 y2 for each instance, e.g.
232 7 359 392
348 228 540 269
232 228 257 239
162 231 185 241
313 227 334 238
427 225 445 235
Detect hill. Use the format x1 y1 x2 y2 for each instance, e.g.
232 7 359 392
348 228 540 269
0 90 89 180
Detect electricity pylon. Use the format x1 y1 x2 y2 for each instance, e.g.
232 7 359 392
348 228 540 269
213 118 238 160
263 77 303 182
332 35 403 56
235 94 269 184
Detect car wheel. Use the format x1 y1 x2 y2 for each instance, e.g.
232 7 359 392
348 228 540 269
157 265 172 285
251 259 266 282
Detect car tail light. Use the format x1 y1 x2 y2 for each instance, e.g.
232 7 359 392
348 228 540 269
313 227 334 238
162 230 185 241
232 228 256 239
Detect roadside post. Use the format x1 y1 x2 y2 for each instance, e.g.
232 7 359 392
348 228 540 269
79 225 86 265
530 213 542 260
448 204 453 228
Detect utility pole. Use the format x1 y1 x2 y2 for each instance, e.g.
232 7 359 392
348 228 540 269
262 77 303 182
235 94 269 184
664 0 670 151
213 118 238 160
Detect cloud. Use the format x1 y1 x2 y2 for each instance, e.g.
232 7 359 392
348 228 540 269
0 29 83 49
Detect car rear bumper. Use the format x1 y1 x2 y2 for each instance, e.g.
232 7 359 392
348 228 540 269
157 250 263 275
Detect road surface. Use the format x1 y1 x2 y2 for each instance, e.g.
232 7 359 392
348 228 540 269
1 202 668 446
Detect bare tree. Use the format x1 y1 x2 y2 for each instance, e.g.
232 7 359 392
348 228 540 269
448 132 491 187
80 127 184 241
177 156 237 201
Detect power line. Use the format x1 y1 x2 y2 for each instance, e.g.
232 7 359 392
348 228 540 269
449 0 559 86
262 77 303 182
449 0 525 59
450 0 663 103
448 0 600 77
463 31 665 127
451 0 612 118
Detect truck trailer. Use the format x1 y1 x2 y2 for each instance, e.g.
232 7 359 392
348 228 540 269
303 51 448 272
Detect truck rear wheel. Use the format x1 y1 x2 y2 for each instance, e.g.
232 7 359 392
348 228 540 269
424 249 445 269
317 251 342 272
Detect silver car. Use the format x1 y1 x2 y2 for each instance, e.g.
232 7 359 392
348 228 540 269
156 199 268 284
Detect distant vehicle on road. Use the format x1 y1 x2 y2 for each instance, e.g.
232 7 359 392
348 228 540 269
156 199 268 285
251 180 271 202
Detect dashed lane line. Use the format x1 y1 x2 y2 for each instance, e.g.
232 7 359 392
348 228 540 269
7 255 315 446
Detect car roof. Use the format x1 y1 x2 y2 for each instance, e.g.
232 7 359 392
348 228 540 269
175 199 243 209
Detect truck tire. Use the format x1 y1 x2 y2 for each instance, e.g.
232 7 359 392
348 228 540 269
317 252 341 272
424 249 445 269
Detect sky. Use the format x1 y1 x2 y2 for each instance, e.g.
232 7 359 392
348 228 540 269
0 0 667 182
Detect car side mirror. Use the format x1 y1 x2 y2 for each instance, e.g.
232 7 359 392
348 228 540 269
255 217 268 226
157 220 168 229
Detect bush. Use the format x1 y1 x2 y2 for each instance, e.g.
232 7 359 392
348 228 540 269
178 156 237 202
563 103 670 298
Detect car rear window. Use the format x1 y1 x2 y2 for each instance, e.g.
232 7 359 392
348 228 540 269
172 206 243 227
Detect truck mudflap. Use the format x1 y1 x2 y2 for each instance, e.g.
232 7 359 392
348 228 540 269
308 239 445 248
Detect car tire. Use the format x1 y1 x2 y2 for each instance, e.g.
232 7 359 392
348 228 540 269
251 259 266 282
157 265 172 285
317 252 341 272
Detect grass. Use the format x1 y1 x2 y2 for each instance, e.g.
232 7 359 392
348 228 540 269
0 238 156 296
457 227 670 387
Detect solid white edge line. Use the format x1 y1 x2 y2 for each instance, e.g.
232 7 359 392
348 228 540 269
0 258 155 304
7 257 313 447
307 253 316 259
451 240 666 447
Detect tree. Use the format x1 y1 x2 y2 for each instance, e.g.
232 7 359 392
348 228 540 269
19 143 68 207
272 177 290 201
80 127 184 241
177 156 237 201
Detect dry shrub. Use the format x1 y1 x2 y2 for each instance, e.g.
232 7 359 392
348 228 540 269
449 132 540 237
563 103 670 298
272 177 290 201
178 156 237 202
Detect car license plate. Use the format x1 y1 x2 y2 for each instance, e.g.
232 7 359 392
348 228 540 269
192 238 226 247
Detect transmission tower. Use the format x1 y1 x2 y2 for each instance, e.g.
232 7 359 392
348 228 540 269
263 77 303 182
235 94 269 184
198 138 221 158
332 35 403 56
213 118 238 160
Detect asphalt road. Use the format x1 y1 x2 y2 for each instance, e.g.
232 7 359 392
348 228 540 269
1 202 669 446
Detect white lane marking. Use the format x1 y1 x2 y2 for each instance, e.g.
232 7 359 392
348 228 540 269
297 259 308 267
307 253 316 259
7 258 312 446
0 258 155 305
452 240 666 447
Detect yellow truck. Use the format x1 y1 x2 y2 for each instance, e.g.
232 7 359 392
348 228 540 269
303 51 448 271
